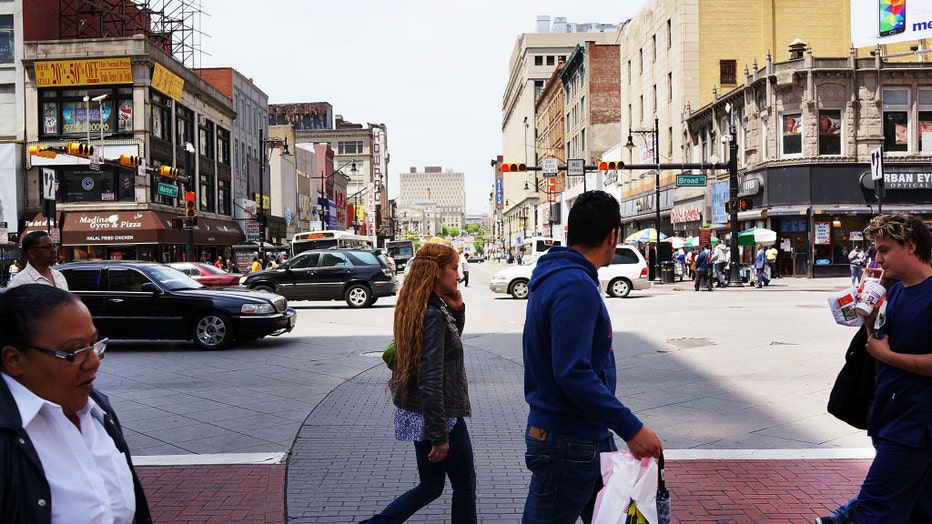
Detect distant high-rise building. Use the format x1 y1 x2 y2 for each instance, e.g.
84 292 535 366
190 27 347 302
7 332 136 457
398 166 466 232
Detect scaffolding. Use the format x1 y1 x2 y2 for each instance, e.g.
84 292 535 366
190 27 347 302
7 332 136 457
58 0 207 68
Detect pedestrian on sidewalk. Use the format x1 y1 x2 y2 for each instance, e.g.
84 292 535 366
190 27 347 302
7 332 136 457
362 242 476 524
694 243 712 291
458 248 470 287
754 244 769 288
765 244 780 278
852 213 932 522
848 245 866 287
521 191 662 524
0 284 152 524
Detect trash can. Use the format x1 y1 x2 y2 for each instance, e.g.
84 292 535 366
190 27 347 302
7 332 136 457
660 261 675 284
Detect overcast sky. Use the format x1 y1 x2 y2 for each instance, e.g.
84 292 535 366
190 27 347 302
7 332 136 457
198 1 647 214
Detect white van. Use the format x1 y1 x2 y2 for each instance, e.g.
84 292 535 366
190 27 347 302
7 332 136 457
518 237 562 260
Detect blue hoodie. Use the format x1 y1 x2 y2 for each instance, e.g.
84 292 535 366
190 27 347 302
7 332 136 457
523 246 643 441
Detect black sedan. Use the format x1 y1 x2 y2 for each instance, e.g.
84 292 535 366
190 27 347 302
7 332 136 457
59 261 297 350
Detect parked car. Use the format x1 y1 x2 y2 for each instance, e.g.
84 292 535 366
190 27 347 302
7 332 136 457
239 248 399 308
466 255 485 264
58 261 297 350
488 255 538 299
598 245 652 298
169 262 241 287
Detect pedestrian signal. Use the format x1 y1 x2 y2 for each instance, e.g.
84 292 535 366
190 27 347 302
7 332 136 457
29 145 57 158
500 162 527 173
185 191 196 218
65 142 94 157
597 161 624 170
171 217 184 230
159 165 179 179
738 197 753 211
119 155 142 167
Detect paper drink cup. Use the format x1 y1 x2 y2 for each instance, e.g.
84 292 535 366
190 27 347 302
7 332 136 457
856 279 886 316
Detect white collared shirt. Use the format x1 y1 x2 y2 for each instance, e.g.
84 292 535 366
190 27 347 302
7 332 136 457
2 374 135 524
4 263 69 290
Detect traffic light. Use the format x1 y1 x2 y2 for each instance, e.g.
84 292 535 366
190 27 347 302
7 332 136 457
738 197 753 211
500 162 527 173
597 161 624 170
184 191 196 218
65 142 94 157
28 145 57 158
159 165 179 179
170 217 184 230
119 155 142 167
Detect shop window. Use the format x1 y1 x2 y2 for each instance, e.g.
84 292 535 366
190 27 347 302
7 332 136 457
782 113 802 155
883 89 909 152
818 110 842 155
39 88 132 138
60 167 135 203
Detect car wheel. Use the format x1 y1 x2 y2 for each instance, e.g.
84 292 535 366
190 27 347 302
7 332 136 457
345 284 372 308
254 284 275 293
192 311 233 350
608 278 632 298
509 279 530 299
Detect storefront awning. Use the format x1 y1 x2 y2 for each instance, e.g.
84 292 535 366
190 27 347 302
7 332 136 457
21 212 63 236
61 210 244 246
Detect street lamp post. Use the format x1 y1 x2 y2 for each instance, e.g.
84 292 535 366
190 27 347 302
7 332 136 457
727 125 743 286
257 130 290 260
626 117 661 283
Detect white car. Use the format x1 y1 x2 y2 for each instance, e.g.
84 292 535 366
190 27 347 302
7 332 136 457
598 245 652 298
489 256 537 299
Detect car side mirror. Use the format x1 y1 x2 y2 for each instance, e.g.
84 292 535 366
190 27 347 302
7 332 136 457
141 282 161 294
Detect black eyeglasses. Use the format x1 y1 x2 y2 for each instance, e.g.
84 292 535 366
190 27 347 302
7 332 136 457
30 244 58 251
19 338 108 364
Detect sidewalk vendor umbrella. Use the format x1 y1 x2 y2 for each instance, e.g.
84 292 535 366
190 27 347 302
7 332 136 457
683 236 718 248
625 228 667 244
665 236 687 249
737 227 777 247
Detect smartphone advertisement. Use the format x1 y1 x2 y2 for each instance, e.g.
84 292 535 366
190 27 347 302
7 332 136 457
851 0 932 47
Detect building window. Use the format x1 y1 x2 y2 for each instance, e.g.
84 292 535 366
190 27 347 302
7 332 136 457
818 110 842 155
918 89 932 153
668 72 673 101
581 128 586 152
534 80 543 98
60 166 135 203
761 117 768 161
0 15 13 64
720 60 737 85
580 96 585 116
883 89 909 152
652 35 657 62
218 128 231 166
40 88 134 137
534 55 543 66
546 55 555 66
338 141 364 154
667 19 672 48
176 104 194 145
199 120 215 159
782 113 802 155
218 178 230 215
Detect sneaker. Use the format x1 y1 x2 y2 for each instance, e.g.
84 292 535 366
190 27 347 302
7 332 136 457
815 515 840 524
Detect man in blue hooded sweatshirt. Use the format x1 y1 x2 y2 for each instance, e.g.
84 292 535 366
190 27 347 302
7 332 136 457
521 191 663 524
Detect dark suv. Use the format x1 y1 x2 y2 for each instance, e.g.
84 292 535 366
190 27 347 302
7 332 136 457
239 248 399 307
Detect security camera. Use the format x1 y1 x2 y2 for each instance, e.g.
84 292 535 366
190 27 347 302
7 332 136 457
910 43 920 52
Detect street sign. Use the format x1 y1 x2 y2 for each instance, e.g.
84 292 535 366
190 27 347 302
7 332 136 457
541 158 558 177
157 182 179 198
567 159 584 177
870 146 884 181
676 174 707 187
42 168 56 200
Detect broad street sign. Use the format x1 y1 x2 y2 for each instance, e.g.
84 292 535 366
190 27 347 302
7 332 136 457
157 182 179 198
567 159 584 177
541 158 558 177
676 174 707 187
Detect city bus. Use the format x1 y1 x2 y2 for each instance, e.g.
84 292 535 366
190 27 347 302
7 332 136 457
291 230 376 256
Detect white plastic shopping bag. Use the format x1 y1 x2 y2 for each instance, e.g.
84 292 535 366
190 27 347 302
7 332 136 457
592 451 659 524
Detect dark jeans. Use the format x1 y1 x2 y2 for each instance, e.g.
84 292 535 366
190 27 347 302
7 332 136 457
361 418 477 524
460 271 469 287
855 439 932 522
694 268 711 290
522 427 616 524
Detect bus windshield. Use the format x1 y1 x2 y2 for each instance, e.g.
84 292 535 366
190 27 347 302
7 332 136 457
291 230 376 256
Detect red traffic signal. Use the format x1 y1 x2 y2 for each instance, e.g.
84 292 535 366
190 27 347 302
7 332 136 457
738 197 753 211
170 217 184 230
500 162 527 173
597 161 624 170
184 191 196 218
65 142 94 157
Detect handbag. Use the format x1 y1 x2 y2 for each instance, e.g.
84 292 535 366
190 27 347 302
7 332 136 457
827 324 875 429
381 339 396 370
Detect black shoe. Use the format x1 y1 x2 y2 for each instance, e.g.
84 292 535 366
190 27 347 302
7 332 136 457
815 516 841 524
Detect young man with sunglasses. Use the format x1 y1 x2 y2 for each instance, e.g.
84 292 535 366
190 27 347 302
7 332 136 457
6 230 68 290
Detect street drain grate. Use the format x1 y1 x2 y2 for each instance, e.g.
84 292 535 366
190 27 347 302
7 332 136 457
666 337 715 351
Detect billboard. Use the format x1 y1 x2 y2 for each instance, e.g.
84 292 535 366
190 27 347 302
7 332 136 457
268 102 333 130
852 0 932 47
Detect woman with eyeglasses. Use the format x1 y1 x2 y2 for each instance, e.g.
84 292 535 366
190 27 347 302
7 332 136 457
5 230 68 290
0 284 151 523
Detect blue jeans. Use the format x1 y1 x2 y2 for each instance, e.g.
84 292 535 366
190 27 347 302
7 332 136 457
855 439 932 522
361 418 477 524
522 427 616 524
850 264 863 287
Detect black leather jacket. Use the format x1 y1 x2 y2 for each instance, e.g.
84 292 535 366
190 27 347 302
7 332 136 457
0 378 152 524
393 294 470 445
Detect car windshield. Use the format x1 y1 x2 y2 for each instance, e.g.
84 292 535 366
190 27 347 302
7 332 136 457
144 265 204 290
